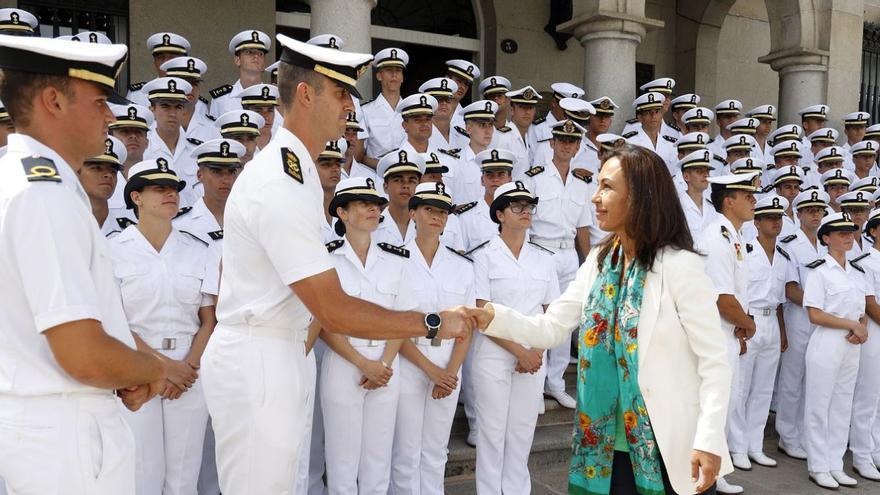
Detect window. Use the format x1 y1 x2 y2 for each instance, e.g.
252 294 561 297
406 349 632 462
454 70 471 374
861 22 880 124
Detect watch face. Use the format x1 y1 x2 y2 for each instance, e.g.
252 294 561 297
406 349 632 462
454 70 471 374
426 313 442 328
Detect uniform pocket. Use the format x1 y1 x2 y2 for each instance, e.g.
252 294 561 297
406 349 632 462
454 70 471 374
173 267 204 305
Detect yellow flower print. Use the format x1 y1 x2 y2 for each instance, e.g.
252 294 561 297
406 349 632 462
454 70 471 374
614 324 621 342
600 466 611 478
585 466 597 478
604 284 616 299
583 328 599 347
626 342 637 354
624 410 638 430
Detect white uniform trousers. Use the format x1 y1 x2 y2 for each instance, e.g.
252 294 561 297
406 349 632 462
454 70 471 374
0 393 135 495
472 334 543 495
850 320 880 465
294 350 317 494
544 246 579 394
728 310 781 453
201 325 310 495
308 341 329 495
775 304 811 449
724 329 742 438
391 341 461 495
321 346 400 495
804 327 861 472
460 345 478 434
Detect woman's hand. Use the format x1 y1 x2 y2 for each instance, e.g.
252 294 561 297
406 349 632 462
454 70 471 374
161 380 185 400
464 305 495 330
431 384 453 400
165 359 198 389
690 449 721 493
850 320 868 343
516 348 543 374
426 364 458 393
358 359 392 387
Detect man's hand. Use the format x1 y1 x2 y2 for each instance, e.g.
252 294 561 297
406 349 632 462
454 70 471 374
690 449 721 493
161 381 185 400
358 359 392 387
734 334 747 355
516 348 543 374
780 331 788 352
437 306 476 340
118 384 152 411
463 305 495 330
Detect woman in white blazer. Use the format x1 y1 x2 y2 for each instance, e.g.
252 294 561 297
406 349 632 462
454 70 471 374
468 145 733 495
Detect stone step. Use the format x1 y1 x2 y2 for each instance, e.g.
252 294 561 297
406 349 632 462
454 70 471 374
449 387 578 434
445 423 574 477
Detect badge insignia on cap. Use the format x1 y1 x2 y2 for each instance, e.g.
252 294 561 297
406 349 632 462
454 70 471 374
490 149 499 161
366 177 375 189
187 59 195 71
440 79 449 90
419 95 428 107
251 31 259 42
157 157 169 172
430 152 439 162
466 65 474 75
696 109 704 118
390 48 398 59
281 147 303 183
696 135 705 144
162 34 171 46
105 139 113 154
10 12 19 24
168 80 177 92
563 120 575 134
240 113 249 126
811 191 819 201
328 37 337 48
484 101 492 113
514 180 526 191
647 93 656 103
398 150 408 163
772 197 781 208
89 32 98 43
220 141 230 157
436 182 446 194
261 86 270 98
524 88 535 100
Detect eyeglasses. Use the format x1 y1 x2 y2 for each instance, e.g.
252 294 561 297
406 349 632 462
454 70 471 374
508 204 537 214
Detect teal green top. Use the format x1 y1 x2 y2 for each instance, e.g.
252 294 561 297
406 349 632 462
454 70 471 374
614 397 628 452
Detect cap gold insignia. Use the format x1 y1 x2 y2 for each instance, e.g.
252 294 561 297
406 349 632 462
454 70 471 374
524 88 535 100
563 120 575 133
437 182 446 194
128 107 137 119
157 157 169 172
105 139 113 154
398 150 408 163
220 142 230 157
329 37 337 48
240 113 249 125
514 180 526 191
599 99 610 109
162 34 171 46
772 197 780 207
10 12 19 24
261 86 270 98
168 80 177 92
366 177 375 189
89 33 98 43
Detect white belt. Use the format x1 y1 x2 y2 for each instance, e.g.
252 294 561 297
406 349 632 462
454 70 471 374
411 336 448 347
141 334 194 350
749 306 776 317
530 237 575 250
348 337 383 348
223 323 306 342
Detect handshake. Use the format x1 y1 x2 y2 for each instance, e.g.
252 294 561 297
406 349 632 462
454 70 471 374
434 305 495 340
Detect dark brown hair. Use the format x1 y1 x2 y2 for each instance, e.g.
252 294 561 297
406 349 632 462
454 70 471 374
595 144 696 270
0 70 73 128
276 63 325 113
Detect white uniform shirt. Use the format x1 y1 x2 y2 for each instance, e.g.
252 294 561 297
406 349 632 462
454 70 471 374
99 207 137 238
456 199 496 252
626 127 679 174
403 240 476 314
779 229 827 289
472 237 560 316
330 240 418 313
144 127 199 207
428 123 454 153
108 171 127 209
522 163 594 242
208 79 244 119
374 212 417 247
855 248 880 295
184 110 222 145
110 228 219 345
172 197 223 247
448 145 482 205
362 94 405 160
531 139 601 179
803 254 872 325
526 112 558 160
745 242 795 310
679 190 718 241
500 125 530 179
698 215 749 329
216 127 331 333
0 134 136 395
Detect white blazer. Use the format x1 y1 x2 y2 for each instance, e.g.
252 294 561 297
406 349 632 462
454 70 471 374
484 246 733 494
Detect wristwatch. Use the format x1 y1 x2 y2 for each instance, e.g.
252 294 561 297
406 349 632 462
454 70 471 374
424 312 442 340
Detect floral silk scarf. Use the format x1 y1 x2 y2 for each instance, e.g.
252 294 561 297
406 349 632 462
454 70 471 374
568 242 665 495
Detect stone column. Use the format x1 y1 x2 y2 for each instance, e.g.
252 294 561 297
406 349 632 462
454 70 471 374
558 12 664 133
310 0 376 97
758 49 829 126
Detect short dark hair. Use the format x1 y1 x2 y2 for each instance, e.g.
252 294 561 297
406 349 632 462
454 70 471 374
0 70 74 128
277 63 326 113
595 144 696 270
710 187 739 214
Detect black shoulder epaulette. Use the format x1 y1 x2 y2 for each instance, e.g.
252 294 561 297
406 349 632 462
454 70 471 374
281 147 303 183
571 168 592 184
852 252 870 264
532 116 546 125
528 241 555 254
116 217 136 229
446 245 473 262
174 206 192 218
22 156 61 183
805 258 826 269
525 165 545 177
762 184 775 194
720 225 731 243
622 131 638 139
465 240 490 256
105 230 121 238
454 201 478 215
669 122 681 132
775 245 790 261
198 95 209 105
179 230 208 247
850 261 865 273
662 135 678 143
360 97 375 106
205 114 216 121
128 81 144 92
438 148 460 160
780 234 796 243
454 126 469 137
536 137 552 143
326 239 344 253
210 84 233 99
713 154 725 164
497 125 512 133
377 242 409 258
626 117 637 124
187 137 203 146
746 243 753 253
207 230 224 241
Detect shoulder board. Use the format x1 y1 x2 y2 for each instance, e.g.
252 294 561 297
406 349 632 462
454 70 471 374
536 137 552 143
528 241 555 254
377 242 410 258
453 201 478 215
525 165 545 177
775 245 791 261
438 148 460 159
780 234 796 244
761 184 775 194
850 259 866 273
128 81 144 91
360 97 375 106
446 245 473 262
22 156 61 183
720 225 731 243
105 230 121 238
281 147 304 183
746 243 753 253
805 258 826 269
186 137 203 146
209 84 233 99
198 95 209 104
116 217 136 229
713 154 725 164
454 126 470 137
622 131 638 139
626 117 638 124
498 125 512 133
662 135 678 143
669 122 681 132
205 113 216 121
532 116 546 125
465 240 490 256
207 229 224 241
852 252 871 264
174 206 193 218
179 230 208 247
326 239 344 253
571 168 593 184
